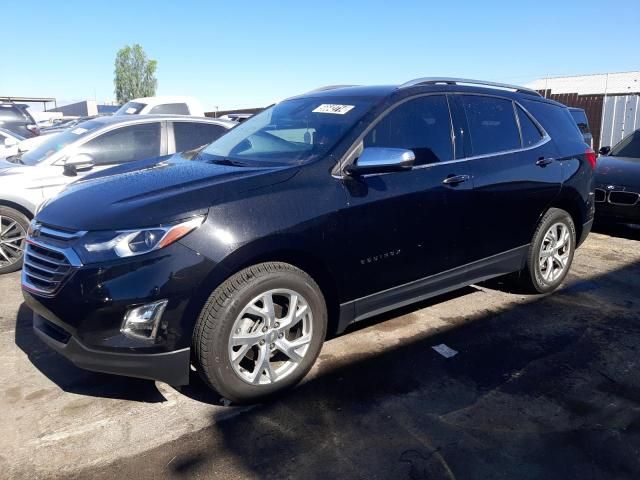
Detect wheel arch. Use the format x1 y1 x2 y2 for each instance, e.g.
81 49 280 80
0 199 35 220
184 237 342 341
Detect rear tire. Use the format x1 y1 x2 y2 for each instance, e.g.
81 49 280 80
0 207 29 275
520 208 576 293
193 262 327 404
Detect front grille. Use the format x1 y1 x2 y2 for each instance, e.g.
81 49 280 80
23 243 73 295
21 224 84 297
594 188 606 203
609 191 639 206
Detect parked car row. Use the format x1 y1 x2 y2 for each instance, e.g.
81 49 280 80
18 77 597 403
0 114 235 273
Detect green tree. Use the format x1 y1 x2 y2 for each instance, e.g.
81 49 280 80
114 44 157 104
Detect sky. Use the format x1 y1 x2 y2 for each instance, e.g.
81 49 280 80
2 0 639 112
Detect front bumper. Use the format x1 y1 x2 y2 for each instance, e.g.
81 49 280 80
22 238 216 385
33 312 191 385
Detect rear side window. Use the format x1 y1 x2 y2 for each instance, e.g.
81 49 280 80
149 103 190 115
516 105 544 147
569 109 590 134
364 95 453 165
522 100 585 156
173 122 227 152
459 96 520 156
78 122 162 165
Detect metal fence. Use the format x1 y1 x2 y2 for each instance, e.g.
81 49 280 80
600 95 640 150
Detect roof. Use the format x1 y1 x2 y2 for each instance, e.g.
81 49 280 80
526 71 640 95
81 114 235 128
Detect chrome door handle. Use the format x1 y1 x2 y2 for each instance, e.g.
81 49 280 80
536 157 554 167
442 174 470 185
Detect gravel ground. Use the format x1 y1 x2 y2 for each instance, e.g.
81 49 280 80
1 226 640 479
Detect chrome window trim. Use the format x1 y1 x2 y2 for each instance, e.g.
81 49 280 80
333 92 551 179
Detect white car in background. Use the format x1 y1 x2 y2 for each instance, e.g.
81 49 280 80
0 128 24 158
114 96 205 117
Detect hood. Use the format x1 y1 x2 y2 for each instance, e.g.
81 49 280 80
37 153 299 231
595 155 640 189
0 158 27 173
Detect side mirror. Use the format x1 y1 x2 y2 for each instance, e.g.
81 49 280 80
345 147 415 176
4 137 17 147
63 154 94 176
599 146 611 156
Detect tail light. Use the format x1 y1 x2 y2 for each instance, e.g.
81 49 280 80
585 147 597 169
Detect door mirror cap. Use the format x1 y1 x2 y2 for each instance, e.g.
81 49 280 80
345 147 415 176
63 154 94 176
599 146 611 156
3 137 17 147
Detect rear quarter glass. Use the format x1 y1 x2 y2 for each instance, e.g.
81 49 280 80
521 99 586 156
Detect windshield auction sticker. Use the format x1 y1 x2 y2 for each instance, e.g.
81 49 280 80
312 104 355 115
71 127 88 135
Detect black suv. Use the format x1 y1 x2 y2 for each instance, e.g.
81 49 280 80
23 78 595 403
0 103 39 137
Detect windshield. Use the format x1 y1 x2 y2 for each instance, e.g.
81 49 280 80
20 120 104 165
200 96 376 165
115 101 146 115
609 131 640 159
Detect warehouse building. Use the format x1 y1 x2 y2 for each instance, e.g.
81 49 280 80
526 71 640 151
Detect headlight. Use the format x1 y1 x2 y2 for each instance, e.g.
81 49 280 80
77 216 205 263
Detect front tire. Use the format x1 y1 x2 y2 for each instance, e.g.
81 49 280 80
193 262 327 403
0 207 29 275
520 208 576 293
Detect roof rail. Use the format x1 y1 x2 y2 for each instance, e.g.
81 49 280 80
399 77 542 97
305 85 358 94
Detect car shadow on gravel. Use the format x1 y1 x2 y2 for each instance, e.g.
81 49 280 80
593 221 640 241
70 258 640 480
14 303 166 403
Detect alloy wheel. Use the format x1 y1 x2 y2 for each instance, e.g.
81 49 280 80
0 215 27 269
538 222 571 283
228 289 313 385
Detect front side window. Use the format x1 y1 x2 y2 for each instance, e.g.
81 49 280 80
201 96 377 166
516 105 544 147
460 96 520 156
150 103 190 115
363 95 453 165
609 131 640 159
76 122 161 165
173 122 227 152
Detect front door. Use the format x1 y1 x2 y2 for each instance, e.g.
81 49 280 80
338 94 473 305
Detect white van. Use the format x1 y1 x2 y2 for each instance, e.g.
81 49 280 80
114 96 205 117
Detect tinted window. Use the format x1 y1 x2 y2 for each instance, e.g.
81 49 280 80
78 122 161 165
516 105 543 147
460 96 520 156
521 100 584 156
569 109 590 134
363 95 453 165
173 122 227 152
610 131 640 158
149 103 190 115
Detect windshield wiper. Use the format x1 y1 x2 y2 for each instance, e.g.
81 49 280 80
5 152 24 164
210 158 247 167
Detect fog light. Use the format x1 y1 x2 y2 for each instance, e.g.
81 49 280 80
121 300 168 341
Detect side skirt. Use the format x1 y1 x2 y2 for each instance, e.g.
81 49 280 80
336 244 529 333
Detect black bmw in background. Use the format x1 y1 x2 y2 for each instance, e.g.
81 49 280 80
595 129 640 224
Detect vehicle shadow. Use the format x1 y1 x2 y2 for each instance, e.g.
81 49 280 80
592 221 640 241
77 258 640 480
14 302 167 403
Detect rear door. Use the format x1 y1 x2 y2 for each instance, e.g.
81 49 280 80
452 94 561 262
340 94 473 304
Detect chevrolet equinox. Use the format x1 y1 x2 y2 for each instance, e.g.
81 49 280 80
22 78 595 403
